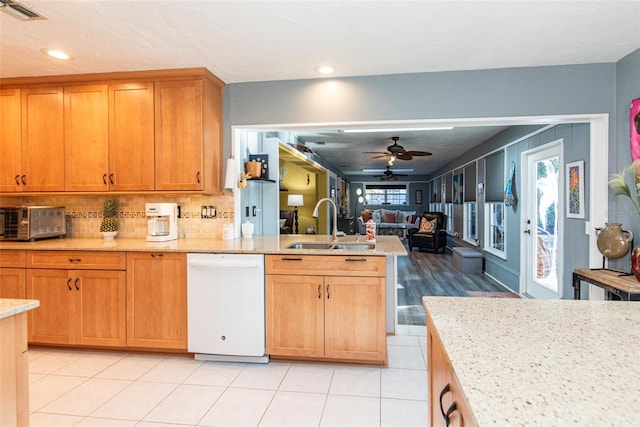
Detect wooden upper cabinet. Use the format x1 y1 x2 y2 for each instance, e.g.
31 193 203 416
155 78 222 193
64 84 109 191
0 89 22 192
21 86 65 192
109 82 155 191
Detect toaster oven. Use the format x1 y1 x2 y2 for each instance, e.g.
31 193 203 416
0 206 67 241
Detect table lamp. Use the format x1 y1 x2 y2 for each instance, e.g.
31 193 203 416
288 194 304 234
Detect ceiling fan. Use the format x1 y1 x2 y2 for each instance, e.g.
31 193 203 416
375 166 408 181
365 136 432 161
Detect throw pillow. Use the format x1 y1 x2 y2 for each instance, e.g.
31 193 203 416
371 210 382 223
382 211 396 223
279 219 287 228
398 211 416 223
419 217 437 233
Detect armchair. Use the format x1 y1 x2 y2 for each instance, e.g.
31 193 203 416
279 210 294 234
408 212 447 253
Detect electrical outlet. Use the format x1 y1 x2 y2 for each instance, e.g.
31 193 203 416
201 205 217 219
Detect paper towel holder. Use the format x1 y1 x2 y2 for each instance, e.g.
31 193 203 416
224 155 236 191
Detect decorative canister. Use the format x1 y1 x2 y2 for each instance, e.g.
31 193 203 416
631 246 640 281
365 219 377 242
222 223 234 240
241 220 254 238
595 223 633 259
244 161 262 178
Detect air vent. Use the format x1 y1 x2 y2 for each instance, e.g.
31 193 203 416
0 0 46 21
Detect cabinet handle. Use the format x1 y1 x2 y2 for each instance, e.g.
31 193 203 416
68 258 81 263
326 284 330 299
66 278 72 291
21 175 26 185
151 253 164 257
103 173 107 185
14 175 20 185
196 171 201 183
109 173 114 184
281 257 302 261
317 284 321 299
345 258 367 262
444 402 458 427
439 383 451 419
74 278 80 291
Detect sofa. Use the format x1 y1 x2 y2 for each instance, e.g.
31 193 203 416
356 208 420 237
407 212 447 253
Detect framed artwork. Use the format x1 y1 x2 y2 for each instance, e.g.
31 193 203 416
453 173 464 204
415 190 422 204
566 160 585 218
631 98 640 161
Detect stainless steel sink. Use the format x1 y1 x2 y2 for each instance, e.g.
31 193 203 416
286 243 334 250
331 243 376 250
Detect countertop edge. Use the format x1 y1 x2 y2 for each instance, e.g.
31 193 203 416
0 299 40 320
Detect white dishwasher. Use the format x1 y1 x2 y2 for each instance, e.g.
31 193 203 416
187 253 268 363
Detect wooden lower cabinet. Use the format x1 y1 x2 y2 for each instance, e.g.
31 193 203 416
0 250 26 299
265 255 386 364
126 252 187 350
428 316 477 427
26 269 126 346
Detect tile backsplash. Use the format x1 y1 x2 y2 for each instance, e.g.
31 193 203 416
1 194 234 239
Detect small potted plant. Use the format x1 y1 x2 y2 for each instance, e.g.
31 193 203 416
100 199 119 239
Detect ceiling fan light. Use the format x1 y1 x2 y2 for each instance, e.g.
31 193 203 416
314 64 336 75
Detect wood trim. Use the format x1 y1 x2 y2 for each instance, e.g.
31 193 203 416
0 250 26 268
26 251 126 270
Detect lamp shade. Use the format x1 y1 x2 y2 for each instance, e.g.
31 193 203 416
288 194 304 207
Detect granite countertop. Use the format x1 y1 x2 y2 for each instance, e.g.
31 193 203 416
422 296 640 426
0 235 407 256
0 298 40 320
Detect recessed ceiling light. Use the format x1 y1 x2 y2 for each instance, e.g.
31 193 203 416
314 64 336 75
343 126 453 133
41 48 72 60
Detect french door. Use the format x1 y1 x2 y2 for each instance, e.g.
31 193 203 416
521 140 563 299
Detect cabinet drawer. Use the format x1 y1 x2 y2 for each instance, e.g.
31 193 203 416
266 255 385 277
27 251 126 270
0 250 26 268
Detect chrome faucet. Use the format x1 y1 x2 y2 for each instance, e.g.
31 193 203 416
312 197 339 242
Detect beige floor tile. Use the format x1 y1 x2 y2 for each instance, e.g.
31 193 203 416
329 366 381 397
387 344 427 370
137 356 203 383
29 373 46 384
259 390 326 427
279 363 335 393
40 377 132 416
91 380 177 420
75 416 138 426
95 353 166 380
143 383 225 425
28 350 84 375
184 360 246 386
29 374 88 412
54 352 125 377
381 368 428 401
231 361 290 390
29 412 83 427
199 387 275 426
320 394 380 426
381 398 429 427
387 334 421 347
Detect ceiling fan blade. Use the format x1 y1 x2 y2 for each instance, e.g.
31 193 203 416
363 151 389 154
387 146 406 154
405 150 431 156
395 154 413 160
371 154 390 159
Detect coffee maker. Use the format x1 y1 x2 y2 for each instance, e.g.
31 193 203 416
146 203 178 242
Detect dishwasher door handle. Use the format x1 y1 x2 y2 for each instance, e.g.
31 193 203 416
187 260 262 269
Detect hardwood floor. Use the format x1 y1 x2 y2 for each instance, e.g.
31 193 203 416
397 242 514 325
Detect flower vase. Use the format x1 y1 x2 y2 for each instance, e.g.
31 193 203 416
632 246 640 281
595 223 633 260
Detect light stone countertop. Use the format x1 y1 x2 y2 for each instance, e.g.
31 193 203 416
0 298 40 320
422 296 640 426
0 234 407 256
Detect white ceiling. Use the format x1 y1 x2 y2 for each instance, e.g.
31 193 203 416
2 0 638 179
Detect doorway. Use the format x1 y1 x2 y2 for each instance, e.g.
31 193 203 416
521 140 563 299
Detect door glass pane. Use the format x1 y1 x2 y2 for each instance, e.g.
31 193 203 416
534 157 559 291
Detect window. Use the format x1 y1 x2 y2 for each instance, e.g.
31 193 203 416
445 203 453 234
464 202 477 245
485 202 505 256
364 184 407 205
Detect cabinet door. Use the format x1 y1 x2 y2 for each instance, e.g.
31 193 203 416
26 269 73 344
74 270 126 347
64 84 109 191
155 79 203 191
0 89 22 192
109 82 155 191
324 276 386 362
0 268 26 299
126 252 187 349
21 87 65 191
266 274 324 358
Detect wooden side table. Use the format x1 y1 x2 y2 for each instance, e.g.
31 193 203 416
573 268 640 300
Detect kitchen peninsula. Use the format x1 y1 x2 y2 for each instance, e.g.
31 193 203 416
1 298 39 426
423 296 640 426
